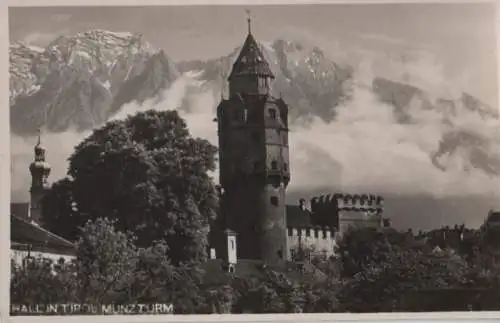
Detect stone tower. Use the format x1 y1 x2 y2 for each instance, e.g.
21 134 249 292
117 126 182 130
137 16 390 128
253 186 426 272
216 14 290 265
29 129 51 223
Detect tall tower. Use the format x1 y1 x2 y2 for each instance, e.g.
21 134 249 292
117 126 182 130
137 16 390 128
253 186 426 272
29 129 51 224
216 13 291 265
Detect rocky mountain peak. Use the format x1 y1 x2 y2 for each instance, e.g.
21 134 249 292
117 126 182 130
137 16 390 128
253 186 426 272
10 29 179 135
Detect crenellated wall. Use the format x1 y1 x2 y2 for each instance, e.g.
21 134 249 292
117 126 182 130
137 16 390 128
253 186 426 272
310 193 384 213
306 193 386 237
286 226 338 260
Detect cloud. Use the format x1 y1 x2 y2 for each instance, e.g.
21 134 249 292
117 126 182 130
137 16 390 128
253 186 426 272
22 32 60 47
356 32 412 46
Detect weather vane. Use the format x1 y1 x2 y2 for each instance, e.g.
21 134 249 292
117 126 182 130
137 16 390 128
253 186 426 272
246 9 252 34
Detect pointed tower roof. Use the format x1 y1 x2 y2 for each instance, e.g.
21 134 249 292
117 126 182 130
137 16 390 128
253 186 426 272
228 12 275 80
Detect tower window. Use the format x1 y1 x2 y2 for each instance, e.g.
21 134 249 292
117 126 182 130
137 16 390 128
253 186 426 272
269 109 277 120
271 160 278 170
284 162 288 172
270 196 279 206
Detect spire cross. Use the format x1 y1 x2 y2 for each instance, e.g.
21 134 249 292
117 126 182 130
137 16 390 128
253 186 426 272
36 128 41 146
246 9 252 34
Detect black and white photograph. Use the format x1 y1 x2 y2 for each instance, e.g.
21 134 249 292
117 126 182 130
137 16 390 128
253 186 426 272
7 2 500 316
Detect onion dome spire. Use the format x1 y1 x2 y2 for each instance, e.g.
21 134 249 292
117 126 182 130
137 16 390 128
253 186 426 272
30 128 51 187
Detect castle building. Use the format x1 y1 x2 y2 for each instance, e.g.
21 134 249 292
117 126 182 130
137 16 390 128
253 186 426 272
10 131 76 268
209 15 390 270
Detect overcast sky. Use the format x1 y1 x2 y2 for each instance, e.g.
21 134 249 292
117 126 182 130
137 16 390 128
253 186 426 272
9 3 498 108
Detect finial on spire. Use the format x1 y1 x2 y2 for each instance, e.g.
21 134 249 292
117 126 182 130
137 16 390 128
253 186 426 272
246 9 252 34
36 127 41 146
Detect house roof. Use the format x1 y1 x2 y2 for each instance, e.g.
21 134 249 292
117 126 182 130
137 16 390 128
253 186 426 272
11 214 76 252
228 32 275 80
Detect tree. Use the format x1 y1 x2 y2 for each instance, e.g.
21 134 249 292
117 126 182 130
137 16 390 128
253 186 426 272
10 257 78 306
131 240 207 314
43 110 219 265
336 227 419 278
41 177 85 241
75 218 138 305
338 247 468 312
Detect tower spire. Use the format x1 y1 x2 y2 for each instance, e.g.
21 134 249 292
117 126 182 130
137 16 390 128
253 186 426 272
36 127 41 146
246 9 252 34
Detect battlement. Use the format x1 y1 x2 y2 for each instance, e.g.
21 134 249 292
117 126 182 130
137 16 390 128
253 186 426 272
310 193 384 213
286 225 338 260
287 226 337 240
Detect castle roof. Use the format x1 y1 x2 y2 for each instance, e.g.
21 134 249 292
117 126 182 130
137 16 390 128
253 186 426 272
228 32 275 81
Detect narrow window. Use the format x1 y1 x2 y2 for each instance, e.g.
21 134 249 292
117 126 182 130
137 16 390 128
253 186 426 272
284 162 288 172
271 160 278 170
269 108 277 120
231 239 235 250
270 196 279 206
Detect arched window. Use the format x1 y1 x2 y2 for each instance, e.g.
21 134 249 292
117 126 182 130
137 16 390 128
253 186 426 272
270 196 279 206
271 160 278 170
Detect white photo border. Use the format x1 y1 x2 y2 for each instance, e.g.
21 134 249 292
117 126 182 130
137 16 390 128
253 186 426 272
2 0 500 322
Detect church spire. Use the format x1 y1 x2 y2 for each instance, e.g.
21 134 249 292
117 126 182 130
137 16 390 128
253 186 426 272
36 127 41 146
29 127 51 223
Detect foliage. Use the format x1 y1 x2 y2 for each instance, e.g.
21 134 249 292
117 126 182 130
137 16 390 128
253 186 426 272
10 257 78 305
336 227 421 278
75 218 138 304
40 178 85 241
338 242 469 312
42 110 219 265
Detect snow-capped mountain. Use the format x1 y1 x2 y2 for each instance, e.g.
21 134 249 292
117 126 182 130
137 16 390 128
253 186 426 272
10 30 179 135
9 30 500 179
